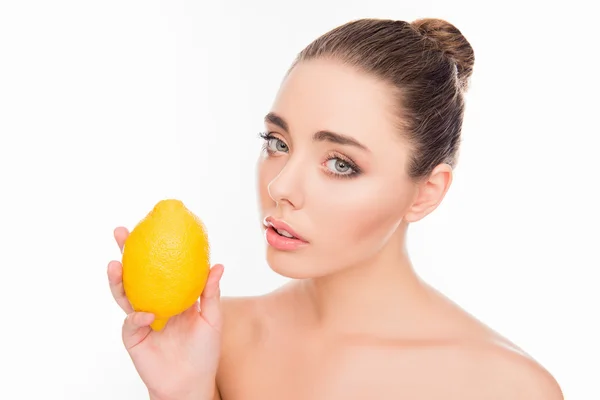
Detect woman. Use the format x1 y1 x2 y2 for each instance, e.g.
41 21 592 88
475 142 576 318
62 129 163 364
107 18 562 399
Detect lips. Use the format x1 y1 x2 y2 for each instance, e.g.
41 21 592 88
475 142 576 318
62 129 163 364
263 216 308 243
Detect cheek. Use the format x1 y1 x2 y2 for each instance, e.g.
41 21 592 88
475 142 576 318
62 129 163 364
309 178 412 247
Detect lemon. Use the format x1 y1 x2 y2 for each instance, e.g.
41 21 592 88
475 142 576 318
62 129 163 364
122 199 211 331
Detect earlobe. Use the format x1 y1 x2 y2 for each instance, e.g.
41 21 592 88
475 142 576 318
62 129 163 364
404 164 453 223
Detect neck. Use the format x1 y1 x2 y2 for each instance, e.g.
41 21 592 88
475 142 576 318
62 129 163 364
298 224 434 336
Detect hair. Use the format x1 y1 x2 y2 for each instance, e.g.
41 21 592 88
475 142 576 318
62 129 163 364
290 18 475 180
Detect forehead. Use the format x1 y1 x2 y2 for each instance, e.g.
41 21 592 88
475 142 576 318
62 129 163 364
270 59 402 148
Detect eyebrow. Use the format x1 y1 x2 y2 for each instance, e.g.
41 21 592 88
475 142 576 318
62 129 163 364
264 112 370 152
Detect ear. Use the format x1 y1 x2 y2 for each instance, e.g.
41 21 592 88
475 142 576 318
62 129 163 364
404 164 453 223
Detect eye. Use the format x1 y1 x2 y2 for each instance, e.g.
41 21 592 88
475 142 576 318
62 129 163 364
324 157 358 177
322 151 362 179
267 137 289 153
258 132 289 155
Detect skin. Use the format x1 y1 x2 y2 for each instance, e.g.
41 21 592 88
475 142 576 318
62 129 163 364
108 58 563 400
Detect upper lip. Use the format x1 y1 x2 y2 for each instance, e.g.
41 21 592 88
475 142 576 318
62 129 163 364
263 216 308 242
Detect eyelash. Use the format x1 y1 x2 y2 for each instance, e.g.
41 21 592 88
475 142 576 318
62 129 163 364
258 131 362 179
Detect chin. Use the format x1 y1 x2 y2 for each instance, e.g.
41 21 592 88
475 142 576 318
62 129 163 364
265 246 325 280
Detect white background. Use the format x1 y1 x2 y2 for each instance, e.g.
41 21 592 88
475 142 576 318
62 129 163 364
1 1 598 399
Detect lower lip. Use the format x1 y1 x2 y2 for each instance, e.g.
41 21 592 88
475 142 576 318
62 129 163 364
264 226 309 251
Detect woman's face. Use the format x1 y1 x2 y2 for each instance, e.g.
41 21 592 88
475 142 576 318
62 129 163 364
256 58 420 279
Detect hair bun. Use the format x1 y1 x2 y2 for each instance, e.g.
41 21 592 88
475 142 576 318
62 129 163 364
411 18 475 91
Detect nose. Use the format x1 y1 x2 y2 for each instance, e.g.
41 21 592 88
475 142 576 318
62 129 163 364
267 157 305 210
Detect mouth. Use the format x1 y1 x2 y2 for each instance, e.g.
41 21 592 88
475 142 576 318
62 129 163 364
263 216 308 243
272 226 295 238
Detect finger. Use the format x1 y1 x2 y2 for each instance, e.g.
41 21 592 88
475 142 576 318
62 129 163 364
107 260 134 314
113 227 129 254
122 312 154 350
199 264 224 331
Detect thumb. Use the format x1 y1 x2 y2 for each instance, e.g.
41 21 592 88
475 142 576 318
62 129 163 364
122 311 154 350
199 264 224 331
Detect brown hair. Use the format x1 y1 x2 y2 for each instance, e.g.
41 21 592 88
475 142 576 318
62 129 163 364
291 18 475 180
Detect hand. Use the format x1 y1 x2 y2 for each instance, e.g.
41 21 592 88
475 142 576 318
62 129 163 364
108 227 223 400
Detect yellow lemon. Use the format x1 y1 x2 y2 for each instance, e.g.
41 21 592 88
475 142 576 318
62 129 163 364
122 199 210 331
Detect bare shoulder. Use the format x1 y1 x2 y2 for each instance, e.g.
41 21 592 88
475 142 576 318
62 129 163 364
217 289 290 361
440 341 564 400
397 287 564 399
214 295 266 398
219 295 267 355
484 343 563 399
